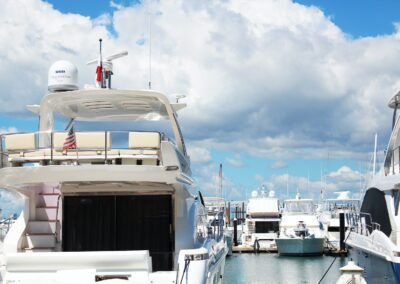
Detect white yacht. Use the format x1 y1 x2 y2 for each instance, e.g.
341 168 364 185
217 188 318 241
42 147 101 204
0 49 227 283
345 92 400 284
241 188 280 250
276 194 325 255
319 191 360 249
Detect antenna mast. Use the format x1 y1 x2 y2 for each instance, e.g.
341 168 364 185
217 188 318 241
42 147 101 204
219 163 223 199
148 1 152 89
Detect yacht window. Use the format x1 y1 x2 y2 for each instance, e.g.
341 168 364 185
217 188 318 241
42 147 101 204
284 201 313 213
392 189 400 216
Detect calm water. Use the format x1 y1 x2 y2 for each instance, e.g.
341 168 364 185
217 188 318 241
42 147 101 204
224 254 348 284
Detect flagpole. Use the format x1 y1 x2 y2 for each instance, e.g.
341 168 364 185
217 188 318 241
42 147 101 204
99 38 103 88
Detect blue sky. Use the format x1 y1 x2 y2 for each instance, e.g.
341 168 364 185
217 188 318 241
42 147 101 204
1 0 400 215
45 0 400 38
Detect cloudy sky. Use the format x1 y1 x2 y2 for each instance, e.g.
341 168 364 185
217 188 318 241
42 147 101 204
1 0 400 214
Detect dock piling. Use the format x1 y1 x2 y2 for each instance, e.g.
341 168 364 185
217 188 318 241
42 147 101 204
339 212 345 251
233 218 238 246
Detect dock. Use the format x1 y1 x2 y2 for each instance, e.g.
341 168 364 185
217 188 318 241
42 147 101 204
232 244 278 253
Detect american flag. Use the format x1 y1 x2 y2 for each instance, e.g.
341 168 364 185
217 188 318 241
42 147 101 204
63 126 77 150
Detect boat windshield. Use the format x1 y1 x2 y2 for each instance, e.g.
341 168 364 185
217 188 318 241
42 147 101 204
284 201 314 214
322 200 360 212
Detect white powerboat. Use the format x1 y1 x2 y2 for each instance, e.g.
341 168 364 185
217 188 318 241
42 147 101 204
319 191 360 249
241 188 280 250
276 194 325 255
345 91 400 284
0 46 227 284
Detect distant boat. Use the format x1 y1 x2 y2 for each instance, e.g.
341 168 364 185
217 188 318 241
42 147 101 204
319 191 359 249
276 194 325 256
241 188 280 250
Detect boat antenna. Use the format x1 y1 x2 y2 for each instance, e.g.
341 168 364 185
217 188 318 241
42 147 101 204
219 163 223 199
87 40 128 89
148 1 152 90
99 38 104 88
372 133 377 174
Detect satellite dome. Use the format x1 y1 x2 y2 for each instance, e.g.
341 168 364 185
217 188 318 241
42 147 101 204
269 190 276 198
251 190 258 198
48 60 78 92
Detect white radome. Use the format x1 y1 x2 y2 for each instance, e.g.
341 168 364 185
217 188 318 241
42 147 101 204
48 60 79 92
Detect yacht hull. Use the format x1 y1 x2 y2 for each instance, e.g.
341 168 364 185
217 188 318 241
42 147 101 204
276 237 324 256
348 245 399 284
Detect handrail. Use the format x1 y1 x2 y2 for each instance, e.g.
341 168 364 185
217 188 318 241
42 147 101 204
55 194 61 241
346 212 381 236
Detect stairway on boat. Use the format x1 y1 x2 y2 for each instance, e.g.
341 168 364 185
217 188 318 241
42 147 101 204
24 190 61 252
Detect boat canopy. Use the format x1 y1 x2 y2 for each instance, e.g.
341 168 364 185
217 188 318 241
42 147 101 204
39 89 185 121
36 89 187 154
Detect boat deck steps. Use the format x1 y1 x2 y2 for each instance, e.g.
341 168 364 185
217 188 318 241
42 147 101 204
36 206 58 209
24 247 55 253
36 207 58 220
25 234 56 248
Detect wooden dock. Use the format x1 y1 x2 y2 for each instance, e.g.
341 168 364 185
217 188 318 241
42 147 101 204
324 248 348 256
233 244 278 253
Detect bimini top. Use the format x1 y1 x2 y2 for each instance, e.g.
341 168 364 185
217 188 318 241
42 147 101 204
39 89 186 121
35 88 187 154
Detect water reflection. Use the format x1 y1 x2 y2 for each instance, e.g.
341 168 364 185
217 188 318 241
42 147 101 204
224 254 347 284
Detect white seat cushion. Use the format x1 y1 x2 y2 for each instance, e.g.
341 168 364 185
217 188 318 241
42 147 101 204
5 133 36 151
129 132 160 149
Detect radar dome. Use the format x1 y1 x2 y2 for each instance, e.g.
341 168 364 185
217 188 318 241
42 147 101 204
268 190 276 198
48 60 78 92
251 190 258 198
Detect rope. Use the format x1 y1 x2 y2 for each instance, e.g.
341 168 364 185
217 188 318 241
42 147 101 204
179 258 191 284
318 230 352 284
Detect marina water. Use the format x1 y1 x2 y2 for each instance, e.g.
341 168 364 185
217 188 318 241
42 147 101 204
224 254 347 284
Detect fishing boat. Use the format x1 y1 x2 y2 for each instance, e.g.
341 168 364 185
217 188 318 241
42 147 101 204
0 41 227 284
276 194 325 255
241 187 280 250
346 91 400 284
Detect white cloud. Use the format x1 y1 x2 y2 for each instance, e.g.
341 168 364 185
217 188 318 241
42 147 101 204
0 189 23 217
0 0 398 201
258 165 363 200
110 1 124 10
225 156 243 167
1 0 397 159
271 160 287 169
187 145 212 163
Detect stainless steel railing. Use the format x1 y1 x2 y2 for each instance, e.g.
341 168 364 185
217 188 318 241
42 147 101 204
346 211 381 236
0 130 165 168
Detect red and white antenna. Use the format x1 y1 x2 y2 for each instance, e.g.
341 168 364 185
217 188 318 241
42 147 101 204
87 39 128 89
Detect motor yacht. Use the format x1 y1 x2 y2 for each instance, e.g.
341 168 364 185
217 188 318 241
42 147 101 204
241 188 280 250
346 91 400 284
319 191 359 249
276 194 325 255
0 48 227 283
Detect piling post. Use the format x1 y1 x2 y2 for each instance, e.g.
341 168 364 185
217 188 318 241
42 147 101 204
339 212 345 251
227 202 231 226
233 218 238 246
241 202 245 223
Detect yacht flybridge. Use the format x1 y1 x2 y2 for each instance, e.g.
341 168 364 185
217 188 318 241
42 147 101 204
0 45 227 284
